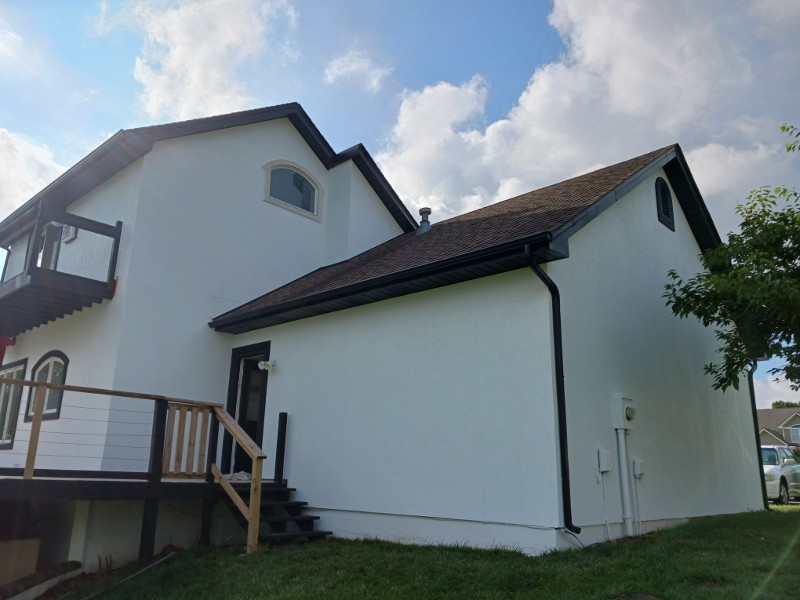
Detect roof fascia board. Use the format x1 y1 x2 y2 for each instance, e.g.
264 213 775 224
550 147 678 245
210 231 556 331
0 130 137 240
549 145 721 254
760 428 786 444
0 103 417 239
662 145 722 250
335 144 417 232
777 413 800 428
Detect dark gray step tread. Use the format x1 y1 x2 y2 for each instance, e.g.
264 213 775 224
229 483 296 492
259 500 307 508
259 530 331 542
260 514 320 524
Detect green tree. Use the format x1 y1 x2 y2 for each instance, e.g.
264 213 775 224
664 124 800 391
772 400 800 408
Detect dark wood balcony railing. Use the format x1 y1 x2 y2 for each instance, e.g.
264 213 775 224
0 207 122 338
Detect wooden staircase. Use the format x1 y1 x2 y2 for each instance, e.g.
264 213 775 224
223 481 331 544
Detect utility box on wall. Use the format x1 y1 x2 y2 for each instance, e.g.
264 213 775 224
612 397 636 430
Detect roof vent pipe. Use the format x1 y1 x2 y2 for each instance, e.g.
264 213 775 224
416 207 432 235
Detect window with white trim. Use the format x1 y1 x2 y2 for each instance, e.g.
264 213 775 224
25 351 68 421
0 359 26 449
266 165 319 216
789 424 800 443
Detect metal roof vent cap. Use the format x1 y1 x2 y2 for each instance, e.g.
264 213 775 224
416 207 432 235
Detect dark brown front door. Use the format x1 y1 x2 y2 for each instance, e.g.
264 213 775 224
224 342 270 475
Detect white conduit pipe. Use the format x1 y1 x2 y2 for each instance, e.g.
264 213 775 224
615 428 634 537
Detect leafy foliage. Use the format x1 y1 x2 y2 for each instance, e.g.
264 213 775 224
772 400 800 408
665 124 800 391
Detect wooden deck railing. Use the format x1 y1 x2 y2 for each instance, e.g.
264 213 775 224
0 376 266 553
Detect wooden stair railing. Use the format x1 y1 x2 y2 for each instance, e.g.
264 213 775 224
0 376 267 554
208 407 266 554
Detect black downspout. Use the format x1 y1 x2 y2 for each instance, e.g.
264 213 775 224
747 361 769 509
524 245 581 534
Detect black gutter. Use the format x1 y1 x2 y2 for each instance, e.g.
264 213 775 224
747 361 769 509
524 244 580 535
211 232 557 331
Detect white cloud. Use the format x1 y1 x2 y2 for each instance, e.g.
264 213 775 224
378 0 800 227
323 48 392 93
753 376 800 409
0 19 25 70
0 129 64 218
100 0 299 121
0 18 47 79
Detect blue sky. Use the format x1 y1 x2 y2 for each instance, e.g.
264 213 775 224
1 0 798 406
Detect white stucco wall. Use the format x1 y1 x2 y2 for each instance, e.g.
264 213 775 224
2 117 407 473
324 162 404 264
100 120 405 470
548 169 763 543
346 163 406 256
235 270 562 553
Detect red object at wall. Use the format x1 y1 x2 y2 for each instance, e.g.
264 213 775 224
0 337 10 366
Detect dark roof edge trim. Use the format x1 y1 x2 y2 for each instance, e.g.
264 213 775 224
664 145 721 249
335 144 417 232
210 232 555 330
551 146 678 243
551 144 721 252
0 130 138 236
0 103 417 240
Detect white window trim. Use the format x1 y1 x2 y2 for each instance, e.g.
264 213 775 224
262 160 324 222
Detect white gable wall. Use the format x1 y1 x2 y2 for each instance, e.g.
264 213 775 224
100 120 404 469
549 169 763 543
325 162 404 264
1 118 406 474
234 270 563 553
346 162 405 256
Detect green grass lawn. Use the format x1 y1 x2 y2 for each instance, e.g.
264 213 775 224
50 506 800 600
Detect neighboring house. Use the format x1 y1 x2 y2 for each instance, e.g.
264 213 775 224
0 104 764 577
757 408 800 446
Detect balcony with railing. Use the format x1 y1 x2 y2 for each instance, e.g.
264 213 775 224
0 207 122 338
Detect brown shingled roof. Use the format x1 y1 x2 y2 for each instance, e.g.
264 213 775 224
212 143 712 333
758 408 800 443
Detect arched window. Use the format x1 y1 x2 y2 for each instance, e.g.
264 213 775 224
0 359 26 449
655 177 674 231
25 351 69 421
266 165 319 216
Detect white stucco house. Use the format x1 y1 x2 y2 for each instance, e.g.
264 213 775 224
0 104 764 578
